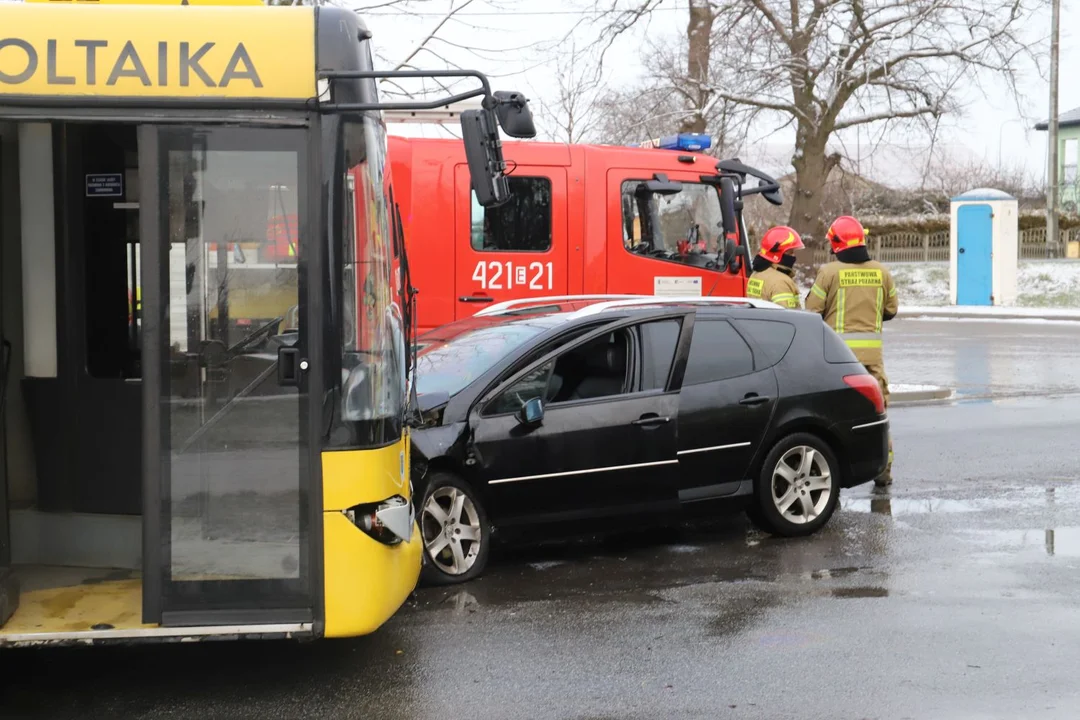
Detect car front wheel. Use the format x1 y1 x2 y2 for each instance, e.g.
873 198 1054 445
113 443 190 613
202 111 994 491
419 472 490 585
751 433 840 537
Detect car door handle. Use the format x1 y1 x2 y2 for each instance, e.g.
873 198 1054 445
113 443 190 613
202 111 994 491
632 414 671 427
739 394 771 406
459 295 494 303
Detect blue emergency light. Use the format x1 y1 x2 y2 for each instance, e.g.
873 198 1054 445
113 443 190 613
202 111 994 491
630 133 712 152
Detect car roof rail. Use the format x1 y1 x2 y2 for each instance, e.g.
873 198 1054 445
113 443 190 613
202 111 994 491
473 295 642 317
569 295 782 319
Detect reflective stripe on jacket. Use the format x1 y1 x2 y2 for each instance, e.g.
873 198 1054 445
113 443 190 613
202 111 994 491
806 259 898 363
747 266 801 309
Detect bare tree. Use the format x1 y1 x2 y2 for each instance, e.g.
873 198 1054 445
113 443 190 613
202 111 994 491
534 45 604 144
586 0 1037 246
587 3 755 156
297 0 548 102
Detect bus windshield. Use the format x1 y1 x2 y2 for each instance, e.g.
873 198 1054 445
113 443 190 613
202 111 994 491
340 114 407 437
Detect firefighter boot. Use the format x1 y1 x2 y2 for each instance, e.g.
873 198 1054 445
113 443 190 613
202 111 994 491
866 362 892 487
875 440 894 487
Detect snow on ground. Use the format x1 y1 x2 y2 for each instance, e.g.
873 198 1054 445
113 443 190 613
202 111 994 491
800 261 1080 308
892 384 949 393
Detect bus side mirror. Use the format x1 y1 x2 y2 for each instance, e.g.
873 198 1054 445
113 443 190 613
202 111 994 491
492 91 537 139
461 108 510 207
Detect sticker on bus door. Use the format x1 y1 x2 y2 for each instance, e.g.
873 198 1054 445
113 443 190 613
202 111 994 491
471 260 554 291
654 276 702 297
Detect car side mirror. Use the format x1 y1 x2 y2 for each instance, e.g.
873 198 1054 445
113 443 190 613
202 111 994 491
517 397 544 427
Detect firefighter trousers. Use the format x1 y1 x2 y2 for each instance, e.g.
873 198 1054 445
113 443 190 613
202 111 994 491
862 359 893 475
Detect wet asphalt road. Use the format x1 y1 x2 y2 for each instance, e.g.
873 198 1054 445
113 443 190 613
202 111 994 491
5 319 1080 720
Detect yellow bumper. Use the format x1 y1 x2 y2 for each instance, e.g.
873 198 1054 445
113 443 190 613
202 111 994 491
322 512 422 638
320 438 420 638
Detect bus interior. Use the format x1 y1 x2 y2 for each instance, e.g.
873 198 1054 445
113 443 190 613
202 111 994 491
0 119 306 639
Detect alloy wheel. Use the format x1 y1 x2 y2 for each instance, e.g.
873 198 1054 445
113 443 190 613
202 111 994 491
421 487 483 575
770 445 833 525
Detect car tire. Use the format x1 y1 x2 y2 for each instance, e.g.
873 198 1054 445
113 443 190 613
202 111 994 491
750 432 840 537
419 472 491 585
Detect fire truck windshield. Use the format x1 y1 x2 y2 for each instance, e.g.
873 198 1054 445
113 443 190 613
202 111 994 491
621 180 725 262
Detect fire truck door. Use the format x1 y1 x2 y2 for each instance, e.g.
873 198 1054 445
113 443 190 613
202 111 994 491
454 165 568 318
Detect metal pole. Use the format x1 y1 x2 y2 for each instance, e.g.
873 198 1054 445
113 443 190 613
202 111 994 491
1047 0 1061 256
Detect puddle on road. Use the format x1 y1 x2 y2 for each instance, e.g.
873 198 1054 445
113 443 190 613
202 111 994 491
960 527 1080 557
830 586 889 598
844 486 1080 518
844 497 989 515
665 544 704 554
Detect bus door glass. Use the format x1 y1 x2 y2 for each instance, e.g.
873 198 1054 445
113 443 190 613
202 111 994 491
149 126 311 620
453 165 568 317
606 169 743 298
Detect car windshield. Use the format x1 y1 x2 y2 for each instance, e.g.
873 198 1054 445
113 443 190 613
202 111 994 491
415 319 561 398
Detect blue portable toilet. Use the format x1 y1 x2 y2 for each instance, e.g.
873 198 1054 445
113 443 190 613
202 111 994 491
949 188 1018 306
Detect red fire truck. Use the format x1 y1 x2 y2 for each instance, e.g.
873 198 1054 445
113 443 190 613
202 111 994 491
388 130 783 333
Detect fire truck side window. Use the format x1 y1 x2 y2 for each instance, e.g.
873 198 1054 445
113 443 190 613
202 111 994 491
620 180 724 260
470 176 552 252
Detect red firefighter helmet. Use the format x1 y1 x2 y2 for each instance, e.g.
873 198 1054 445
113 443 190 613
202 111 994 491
826 216 866 253
757 226 805 264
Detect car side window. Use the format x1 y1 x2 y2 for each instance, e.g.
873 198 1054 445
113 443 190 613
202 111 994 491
682 318 754 386
637 319 682 391
486 328 632 415
485 360 555 416
730 319 796 369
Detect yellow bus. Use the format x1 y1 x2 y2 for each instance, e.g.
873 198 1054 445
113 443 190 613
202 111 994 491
0 0 533 646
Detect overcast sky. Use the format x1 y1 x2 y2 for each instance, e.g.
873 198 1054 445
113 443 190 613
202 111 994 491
358 1 1079 188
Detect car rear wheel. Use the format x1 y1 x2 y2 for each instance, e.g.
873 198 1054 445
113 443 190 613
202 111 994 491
750 433 840 537
419 473 490 585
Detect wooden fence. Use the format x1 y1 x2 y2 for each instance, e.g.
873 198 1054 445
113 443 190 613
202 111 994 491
811 227 1080 264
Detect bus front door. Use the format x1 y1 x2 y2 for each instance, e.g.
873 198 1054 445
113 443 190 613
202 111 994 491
141 126 314 626
0 139 14 626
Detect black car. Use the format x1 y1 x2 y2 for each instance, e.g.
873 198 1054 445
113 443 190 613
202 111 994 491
410 297 889 584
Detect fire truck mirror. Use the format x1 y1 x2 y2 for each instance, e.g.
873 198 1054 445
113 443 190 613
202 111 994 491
492 91 537 139
718 176 738 234
761 180 784 207
460 108 511 208
644 174 683 196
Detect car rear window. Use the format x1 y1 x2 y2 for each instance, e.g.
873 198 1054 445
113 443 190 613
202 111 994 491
682 319 754 386
822 325 859 364
731 318 795 369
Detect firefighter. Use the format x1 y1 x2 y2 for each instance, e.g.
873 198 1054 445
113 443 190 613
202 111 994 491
746 225 804 309
806 216 898 486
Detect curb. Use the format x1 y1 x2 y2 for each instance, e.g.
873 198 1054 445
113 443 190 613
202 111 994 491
897 308 1080 322
891 386 952 403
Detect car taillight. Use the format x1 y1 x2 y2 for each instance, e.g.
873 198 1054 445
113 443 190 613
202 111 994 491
843 374 885 414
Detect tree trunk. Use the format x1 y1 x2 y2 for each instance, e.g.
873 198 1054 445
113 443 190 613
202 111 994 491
680 0 714 134
788 132 840 253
